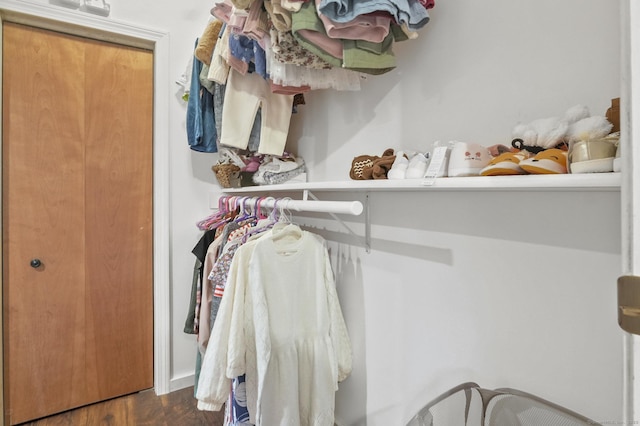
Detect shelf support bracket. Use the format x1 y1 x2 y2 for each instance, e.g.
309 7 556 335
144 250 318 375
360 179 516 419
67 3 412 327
365 193 370 253
304 190 371 253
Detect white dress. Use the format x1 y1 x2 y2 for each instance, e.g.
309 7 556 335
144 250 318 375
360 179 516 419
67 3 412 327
196 225 352 426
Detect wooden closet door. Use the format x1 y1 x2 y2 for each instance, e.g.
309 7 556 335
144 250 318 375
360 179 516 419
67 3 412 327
2 23 153 425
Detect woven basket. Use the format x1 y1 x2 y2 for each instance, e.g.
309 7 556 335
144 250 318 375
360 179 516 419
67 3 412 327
212 163 241 188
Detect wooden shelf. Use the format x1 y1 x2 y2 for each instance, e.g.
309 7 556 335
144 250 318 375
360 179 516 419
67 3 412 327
222 173 622 193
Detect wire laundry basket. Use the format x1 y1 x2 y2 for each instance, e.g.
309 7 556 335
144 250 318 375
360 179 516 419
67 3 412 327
406 382 601 426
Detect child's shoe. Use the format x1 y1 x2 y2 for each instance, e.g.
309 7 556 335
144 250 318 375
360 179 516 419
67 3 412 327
520 148 568 174
405 153 429 179
387 151 409 179
480 151 529 176
448 142 491 177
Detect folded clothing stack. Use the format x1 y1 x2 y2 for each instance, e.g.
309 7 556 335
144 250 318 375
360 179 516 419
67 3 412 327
253 154 306 185
213 148 306 187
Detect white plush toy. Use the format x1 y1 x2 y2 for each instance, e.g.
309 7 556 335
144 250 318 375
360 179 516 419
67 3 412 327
511 105 591 153
565 115 613 143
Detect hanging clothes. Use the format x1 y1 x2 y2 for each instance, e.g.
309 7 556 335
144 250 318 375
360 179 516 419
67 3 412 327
183 0 439 158
317 0 430 31
186 38 218 153
194 208 352 426
219 69 294 156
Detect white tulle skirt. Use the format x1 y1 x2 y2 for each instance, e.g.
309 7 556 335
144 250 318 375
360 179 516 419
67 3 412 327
265 34 365 91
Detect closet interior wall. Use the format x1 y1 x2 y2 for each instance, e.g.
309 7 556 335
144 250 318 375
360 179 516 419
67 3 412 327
277 0 622 425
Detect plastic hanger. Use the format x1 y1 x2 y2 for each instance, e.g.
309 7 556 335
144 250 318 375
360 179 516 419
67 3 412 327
241 197 279 243
198 196 239 230
270 198 303 242
233 196 255 224
196 196 229 230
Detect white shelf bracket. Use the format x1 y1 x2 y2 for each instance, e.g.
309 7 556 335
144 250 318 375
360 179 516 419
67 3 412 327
365 193 371 253
305 190 371 253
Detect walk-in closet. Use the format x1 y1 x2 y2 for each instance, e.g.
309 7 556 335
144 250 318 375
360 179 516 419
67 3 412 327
0 0 636 425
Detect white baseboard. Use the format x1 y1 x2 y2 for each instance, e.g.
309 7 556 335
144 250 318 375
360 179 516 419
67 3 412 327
169 374 196 393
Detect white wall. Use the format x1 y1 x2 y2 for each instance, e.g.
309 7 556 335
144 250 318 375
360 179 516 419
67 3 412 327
284 0 623 425
99 0 225 390
321 190 622 425
89 0 225 391
30 0 624 424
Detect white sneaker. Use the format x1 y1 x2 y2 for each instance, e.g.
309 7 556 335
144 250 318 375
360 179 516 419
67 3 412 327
405 153 429 179
387 151 409 179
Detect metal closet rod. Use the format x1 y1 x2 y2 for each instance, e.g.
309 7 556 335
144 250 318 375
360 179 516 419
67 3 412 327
219 195 364 216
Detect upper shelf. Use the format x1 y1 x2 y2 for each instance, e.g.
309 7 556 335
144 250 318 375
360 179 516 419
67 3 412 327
222 173 622 193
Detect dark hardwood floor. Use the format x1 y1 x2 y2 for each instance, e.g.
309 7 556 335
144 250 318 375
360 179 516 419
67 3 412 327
18 387 225 426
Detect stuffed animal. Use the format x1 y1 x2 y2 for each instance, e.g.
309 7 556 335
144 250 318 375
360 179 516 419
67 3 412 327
481 105 612 176
511 105 590 153
350 148 395 180
565 115 613 145
371 153 397 179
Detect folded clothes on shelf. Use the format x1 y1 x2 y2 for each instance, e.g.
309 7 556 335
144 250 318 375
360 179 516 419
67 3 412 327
212 148 306 187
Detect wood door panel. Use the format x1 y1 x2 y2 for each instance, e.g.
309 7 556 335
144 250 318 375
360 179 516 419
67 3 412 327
2 23 153 424
83 39 154 398
3 23 89 423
